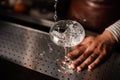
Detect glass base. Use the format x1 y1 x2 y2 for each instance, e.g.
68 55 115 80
56 57 75 74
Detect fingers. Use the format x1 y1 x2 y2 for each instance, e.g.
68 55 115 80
67 46 86 59
71 49 93 69
76 52 106 72
77 53 99 72
88 53 106 71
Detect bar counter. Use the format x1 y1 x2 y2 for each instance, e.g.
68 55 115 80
0 21 120 80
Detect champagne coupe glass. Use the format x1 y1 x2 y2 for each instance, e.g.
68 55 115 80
49 20 85 73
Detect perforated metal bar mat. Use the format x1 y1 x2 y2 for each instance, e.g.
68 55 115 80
0 21 120 80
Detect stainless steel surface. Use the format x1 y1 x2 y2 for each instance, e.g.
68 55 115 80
0 21 120 80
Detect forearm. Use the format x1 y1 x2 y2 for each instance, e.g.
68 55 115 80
106 20 120 43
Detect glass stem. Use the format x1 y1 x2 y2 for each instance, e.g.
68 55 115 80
64 47 69 62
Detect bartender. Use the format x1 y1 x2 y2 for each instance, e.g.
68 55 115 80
67 0 120 72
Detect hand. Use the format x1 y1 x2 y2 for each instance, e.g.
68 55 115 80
67 30 116 72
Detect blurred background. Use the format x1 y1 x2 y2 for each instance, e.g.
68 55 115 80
0 0 71 32
0 0 70 29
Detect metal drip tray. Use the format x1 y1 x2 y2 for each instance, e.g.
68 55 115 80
0 21 120 80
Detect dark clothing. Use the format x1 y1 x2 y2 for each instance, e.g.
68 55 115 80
68 0 120 33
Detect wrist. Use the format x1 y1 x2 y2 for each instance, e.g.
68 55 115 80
100 30 117 45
